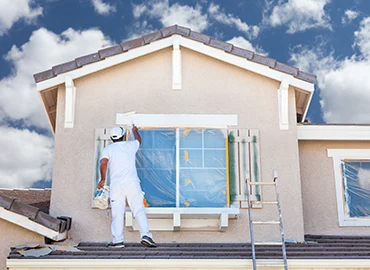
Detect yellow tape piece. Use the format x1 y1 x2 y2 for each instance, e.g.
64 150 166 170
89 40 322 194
183 128 191 136
184 150 189 162
185 179 192 183
184 201 190 207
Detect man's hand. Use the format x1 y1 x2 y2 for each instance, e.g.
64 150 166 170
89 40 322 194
97 179 105 190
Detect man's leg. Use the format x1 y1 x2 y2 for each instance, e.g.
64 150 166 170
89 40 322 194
110 184 126 243
126 182 152 238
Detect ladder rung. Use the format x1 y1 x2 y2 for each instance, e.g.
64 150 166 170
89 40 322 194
252 221 280 225
249 182 276 186
251 201 278 205
254 241 282 245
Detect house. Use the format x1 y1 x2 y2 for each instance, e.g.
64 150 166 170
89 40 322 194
3 25 370 269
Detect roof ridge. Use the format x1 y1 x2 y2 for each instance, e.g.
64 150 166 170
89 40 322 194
33 24 316 84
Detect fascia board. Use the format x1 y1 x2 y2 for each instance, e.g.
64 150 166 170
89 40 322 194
0 207 66 241
7 259 370 268
36 35 314 93
297 125 370 140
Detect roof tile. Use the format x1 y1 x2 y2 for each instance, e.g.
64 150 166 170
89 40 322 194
161 25 177 37
230 46 254 60
52 61 78 76
0 193 15 209
34 211 61 232
98 45 123 59
120 37 144 51
296 70 317 84
142 30 163 44
10 201 39 220
175 25 191 37
251 54 276 68
275 62 299 76
33 70 54 83
75 53 102 67
188 31 211 44
209 39 233 52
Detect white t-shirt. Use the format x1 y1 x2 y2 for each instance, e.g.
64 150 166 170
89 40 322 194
101 140 140 185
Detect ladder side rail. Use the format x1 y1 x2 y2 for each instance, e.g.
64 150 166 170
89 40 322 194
274 175 288 270
246 176 257 270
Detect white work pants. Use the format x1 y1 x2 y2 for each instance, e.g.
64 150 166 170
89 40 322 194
110 180 152 243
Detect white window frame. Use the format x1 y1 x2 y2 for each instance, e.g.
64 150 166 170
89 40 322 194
328 149 370 226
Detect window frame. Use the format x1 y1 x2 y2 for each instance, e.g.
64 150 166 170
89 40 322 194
328 149 370 226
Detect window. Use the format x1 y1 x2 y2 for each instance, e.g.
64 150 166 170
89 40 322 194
328 149 370 226
137 128 227 208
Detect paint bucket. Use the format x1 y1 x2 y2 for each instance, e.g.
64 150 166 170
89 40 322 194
93 185 110 209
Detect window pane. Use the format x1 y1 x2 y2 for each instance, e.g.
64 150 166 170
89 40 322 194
136 129 176 207
342 160 370 217
180 169 227 207
179 128 227 207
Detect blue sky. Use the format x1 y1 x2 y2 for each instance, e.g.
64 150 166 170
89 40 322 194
0 0 369 189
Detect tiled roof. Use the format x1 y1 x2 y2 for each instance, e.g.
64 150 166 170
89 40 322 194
0 190 71 233
8 235 370 260
0 189 51 213
33 25 316 84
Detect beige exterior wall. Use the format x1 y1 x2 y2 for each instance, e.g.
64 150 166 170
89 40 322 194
50 47 305 243
0 219 44 270
299 140 370 235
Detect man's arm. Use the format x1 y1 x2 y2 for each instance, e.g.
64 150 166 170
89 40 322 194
97 158 109 189
132 124 142 144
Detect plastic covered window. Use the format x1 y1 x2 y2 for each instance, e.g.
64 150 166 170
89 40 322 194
342 160 370 218
136 128 227 208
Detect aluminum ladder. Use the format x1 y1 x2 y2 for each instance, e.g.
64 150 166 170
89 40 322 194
246 169 288 270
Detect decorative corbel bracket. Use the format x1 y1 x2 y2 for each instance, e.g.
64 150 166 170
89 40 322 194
64 76 76 128
172 39 182 90
278 79 289 130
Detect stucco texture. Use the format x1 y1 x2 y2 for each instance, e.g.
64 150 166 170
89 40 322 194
50 47 305 243
299 140 370 235
0 219 44 270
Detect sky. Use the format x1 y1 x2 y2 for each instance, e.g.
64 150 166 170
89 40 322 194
0 0 369 189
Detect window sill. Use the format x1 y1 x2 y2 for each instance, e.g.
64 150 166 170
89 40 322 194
125 207 240 232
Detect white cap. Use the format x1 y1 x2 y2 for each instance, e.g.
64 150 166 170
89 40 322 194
110 126 126 139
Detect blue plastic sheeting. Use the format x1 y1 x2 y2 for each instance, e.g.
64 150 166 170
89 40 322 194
136 128 227 208
342 160 370 217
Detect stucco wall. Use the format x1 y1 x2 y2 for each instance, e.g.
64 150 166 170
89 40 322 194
50 47 305 243
299 140 370 235
0 219 44 270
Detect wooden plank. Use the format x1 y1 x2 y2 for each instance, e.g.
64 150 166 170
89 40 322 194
239 129 250 208
249 129 261 201
228 129 240 207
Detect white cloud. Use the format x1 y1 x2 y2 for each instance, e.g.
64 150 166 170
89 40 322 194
289 17 370 123
208 3 259 39
342 10 359 24
0 0 42 36
265 0 332 33
91 0 116 15
0 126 54 188
132 0 209 32
227 36 267 55
0 27 114 129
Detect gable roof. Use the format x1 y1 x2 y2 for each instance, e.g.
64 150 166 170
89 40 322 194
0 189 71 241
33 25 316 85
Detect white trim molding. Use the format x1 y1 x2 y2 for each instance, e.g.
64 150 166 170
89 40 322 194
298 125 370 140
0 207 67 241
278 80 289 130
7 258 370 269
64 76 76 128
116 113 238 128
172 38 182 90
328 149 370 226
